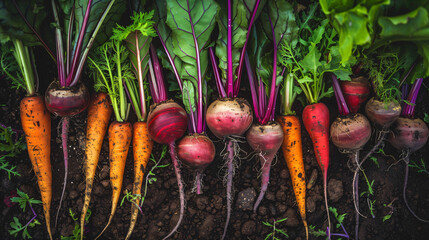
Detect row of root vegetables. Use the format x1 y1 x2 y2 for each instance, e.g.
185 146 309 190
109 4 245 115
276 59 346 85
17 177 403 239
1 0 429 239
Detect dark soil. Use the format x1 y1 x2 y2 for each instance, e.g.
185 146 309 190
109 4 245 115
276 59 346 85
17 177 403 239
1 60 429 240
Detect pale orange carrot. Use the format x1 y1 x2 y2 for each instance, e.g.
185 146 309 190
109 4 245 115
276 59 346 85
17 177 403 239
96 121 132 239
20 96 52 240
125 121 153 240
80 93 112 240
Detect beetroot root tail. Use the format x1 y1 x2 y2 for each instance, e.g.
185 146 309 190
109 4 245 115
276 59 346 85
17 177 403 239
55 117 70 227
163 143 185 240
221 140 234 240
403 151 429 223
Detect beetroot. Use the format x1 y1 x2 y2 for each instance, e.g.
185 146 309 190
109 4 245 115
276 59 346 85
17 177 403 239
340 76 370 113
177 134 215 194
177 134 215 169
246 122 284 211
206 98 253 138
147 100 188 145
330 113 371 151
45 80 90 117
365 98 401 128
389 117 428 152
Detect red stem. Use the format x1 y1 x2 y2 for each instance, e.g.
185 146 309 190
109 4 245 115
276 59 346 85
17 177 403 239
234 0 261 97
331 74 350 116
209 47 227 98
227 0 233 97
66 0 93 86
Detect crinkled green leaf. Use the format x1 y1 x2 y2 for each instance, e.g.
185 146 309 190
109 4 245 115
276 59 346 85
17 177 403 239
320 0 389 63
0 0 48 45
165 0 219 84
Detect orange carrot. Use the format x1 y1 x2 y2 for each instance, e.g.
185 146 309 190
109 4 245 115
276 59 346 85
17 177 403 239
277 115 308 240
80 93 112 240
125 121 153 240
20 96 52 240
96 121 132 239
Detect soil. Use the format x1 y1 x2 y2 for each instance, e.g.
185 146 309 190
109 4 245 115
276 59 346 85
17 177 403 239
1 56 429 240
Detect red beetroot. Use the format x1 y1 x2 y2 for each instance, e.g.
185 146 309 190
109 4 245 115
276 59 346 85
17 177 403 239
147 100 188 145
45 80 90 117
177 134 216 194
330 113 371 151
365 98 401 128
340 76 370 113
177 134 216 169
246 122 284 211
206 98 253 138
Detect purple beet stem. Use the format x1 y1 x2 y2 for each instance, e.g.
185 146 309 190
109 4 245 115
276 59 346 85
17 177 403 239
163 142 185 240
221 140 234 240
253 152 275 212
56 117 70 227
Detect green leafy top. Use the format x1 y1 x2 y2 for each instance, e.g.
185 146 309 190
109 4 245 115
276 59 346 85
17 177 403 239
319 0 390 63
88 40 134 122
363 46 403 103
280 3 353 105
0 40 38 96
112 11 156 122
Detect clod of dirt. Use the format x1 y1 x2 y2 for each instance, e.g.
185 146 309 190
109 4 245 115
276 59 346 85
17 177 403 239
198 214 215 238
196 196 209 210
306 196 316 213
328 178 344 202
69 190 78 199
284 208 299 227
241 220 256 235
280 168 289 179
101 179 110 188
236 188 256 211
99 165 109 180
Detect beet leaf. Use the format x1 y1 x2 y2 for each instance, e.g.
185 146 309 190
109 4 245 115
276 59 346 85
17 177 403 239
164 0 219 134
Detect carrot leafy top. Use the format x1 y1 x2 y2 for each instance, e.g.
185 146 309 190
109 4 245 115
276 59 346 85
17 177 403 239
279 3 353 105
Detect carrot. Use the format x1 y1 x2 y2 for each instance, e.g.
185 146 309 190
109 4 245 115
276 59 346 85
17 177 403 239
125 121 153 240
96 121 132 239
302 102 330 232
277 115 308 240
80 93 112 240
20 96 52 240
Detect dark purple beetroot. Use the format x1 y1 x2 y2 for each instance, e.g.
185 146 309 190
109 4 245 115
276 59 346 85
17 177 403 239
365 98 401 128
340 76 370 113
45 81 90 116
206 98 253 138
389 117 429 152
330 113 372 151
177 134 216 169
147 100 187 144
